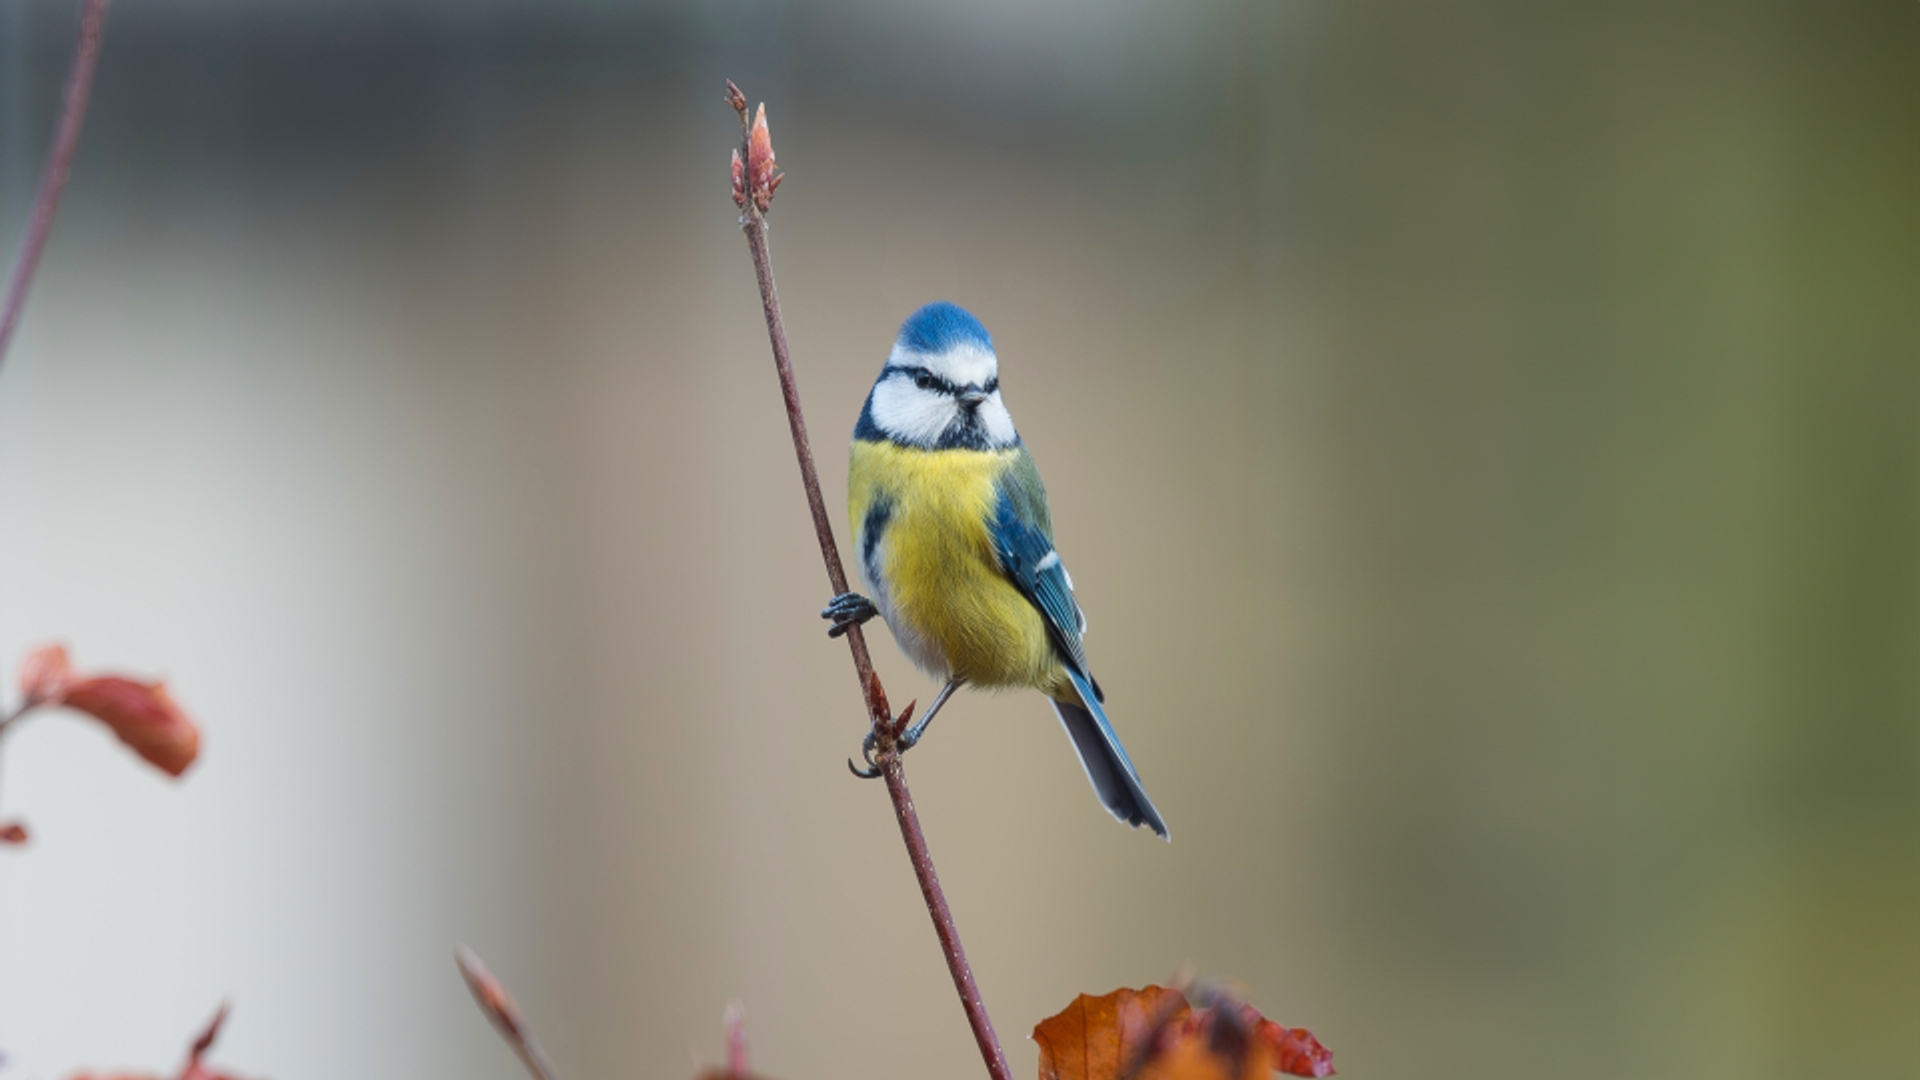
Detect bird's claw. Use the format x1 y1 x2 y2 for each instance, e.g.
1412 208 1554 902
821 591 878 638
847 731 883 780
846 698 919 780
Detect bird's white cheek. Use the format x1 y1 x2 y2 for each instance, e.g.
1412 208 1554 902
871 381 957 446
979 397 1017 446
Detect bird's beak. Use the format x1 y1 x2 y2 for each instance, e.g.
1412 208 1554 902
958 388 989 408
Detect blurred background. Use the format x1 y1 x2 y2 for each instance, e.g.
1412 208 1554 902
0 1 1915 1077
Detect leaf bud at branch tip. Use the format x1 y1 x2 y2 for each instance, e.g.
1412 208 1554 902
189 1001 231 1063
18 642 74 705
747 103 782 212
723 1001 749 1077
725 84 784 214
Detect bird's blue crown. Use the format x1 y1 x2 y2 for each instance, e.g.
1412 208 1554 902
896 301 993 356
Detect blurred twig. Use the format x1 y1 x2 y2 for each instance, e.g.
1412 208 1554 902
724 79 1015 1080
0 0 110 371
0 701 34 736
457 947 562 1080
0 702 33 823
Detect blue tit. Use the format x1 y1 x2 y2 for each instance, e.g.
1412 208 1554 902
822 301 1169 839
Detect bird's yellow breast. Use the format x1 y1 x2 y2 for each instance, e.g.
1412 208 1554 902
849 440 1064 692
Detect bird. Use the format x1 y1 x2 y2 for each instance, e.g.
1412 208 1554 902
822 301 1169 839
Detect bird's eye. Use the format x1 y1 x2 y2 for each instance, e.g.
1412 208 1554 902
913 373 936 391
984 378 998 394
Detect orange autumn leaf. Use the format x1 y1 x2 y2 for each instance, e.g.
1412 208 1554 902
1139 1036 1265 1080
0 821 28 845
1035 985 1190 1080
1035 986 1333 1080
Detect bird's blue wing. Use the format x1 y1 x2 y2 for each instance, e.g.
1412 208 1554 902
989 478 1090 679
990 452 1168 838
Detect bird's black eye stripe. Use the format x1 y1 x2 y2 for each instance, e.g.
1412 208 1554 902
902 367 959 395
892 365 1001 397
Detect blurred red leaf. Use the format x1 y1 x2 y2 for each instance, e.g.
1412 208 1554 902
1035 986 1332 1080
1248 1012 1335 1079
11 644 202 778
18 642 74 704
69 1002 256 1080
61 676 199 777
0 821 28 844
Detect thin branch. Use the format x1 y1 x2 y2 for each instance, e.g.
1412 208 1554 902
724 80 1016 1080
0 701 41 820
0 701 34 737
0 0 110 372
457 947 562 1080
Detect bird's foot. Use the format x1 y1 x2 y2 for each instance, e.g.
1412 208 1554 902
845 698 920 780
847 730 884 779
897 717 930 752
821 591 878 638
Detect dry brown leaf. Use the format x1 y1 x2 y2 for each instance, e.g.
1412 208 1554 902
1034 986 1333 1080
1035 986 1189 1080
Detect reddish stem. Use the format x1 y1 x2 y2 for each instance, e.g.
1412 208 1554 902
726 81 1015 1080
0 0 109 372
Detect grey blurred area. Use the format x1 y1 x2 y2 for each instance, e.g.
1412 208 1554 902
0 1 1914 1078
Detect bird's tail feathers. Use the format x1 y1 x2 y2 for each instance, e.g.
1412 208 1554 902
1052 668 1169 840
